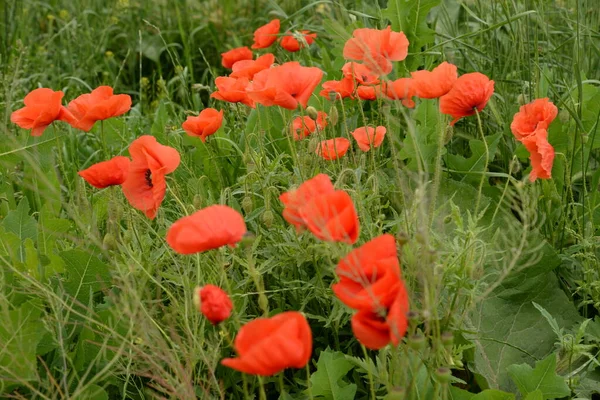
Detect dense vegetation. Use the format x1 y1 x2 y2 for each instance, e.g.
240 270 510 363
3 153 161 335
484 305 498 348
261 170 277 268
1 0 600 398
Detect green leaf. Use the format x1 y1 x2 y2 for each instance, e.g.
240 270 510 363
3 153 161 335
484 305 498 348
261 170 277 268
1 197 37 262
468 271 580 391
507 354 570 399
60 250 111 305
310 350 357 400
0 300 48 383
382 0 442 69
446 133 502 185
473 390 516 400
77 384 109 400
523 390 543 400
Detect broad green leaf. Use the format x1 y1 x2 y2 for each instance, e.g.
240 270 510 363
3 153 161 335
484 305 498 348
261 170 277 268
523 390 543 400
77 384 109 400
450 386 516 400
60 250 111 305
506 354 570 399
446 133 502 185
468 271 579 392
0 300 48 383
151 100 170 143
310 350 357 400
382 0 442 69
574 369 600 398
1 198 37 262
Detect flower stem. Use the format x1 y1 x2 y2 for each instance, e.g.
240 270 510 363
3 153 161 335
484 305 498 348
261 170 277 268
362 345 376 399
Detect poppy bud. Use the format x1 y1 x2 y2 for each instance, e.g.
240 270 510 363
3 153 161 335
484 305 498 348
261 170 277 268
306 106 319 120
384 387 406 400
258 293 269 314
241 195 253 213
434 367 452 384
559 109 569 123
408 333 426 350
415 229 427 244
509 156 521 174
329 106 339 126
103 233 118 251
582 134 589 144
140 77 149 88
397 232 409 245
443 215 452 224
105 50 114 59
517 93 529 106
193 194 203 209
175 65 184 74
262 209 274 228
195 285 233 325
59 9 69 19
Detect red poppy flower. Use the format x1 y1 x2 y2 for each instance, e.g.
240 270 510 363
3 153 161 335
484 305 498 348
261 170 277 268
315 138 350 160
121 135 180 219
195 285 233 325
351 126 387 152
11 88 75 136
386 78 416 108
357 83 387 101
319 77 355 100
279 174 335 230
182 108 224 142
280 31 317 52
211 77 255 108
510 98 558 141
439 72 495 126
251 19 280 49
332 234 401 311
290 112 327 140
341 62 380 85
221 311 312 376
411 61 458 99
78 156 131 189
299 190 359 244
230 53 275 80
247 62 323 110
351 282 409 350
166 205 247 254
521 128 555 182
67 86 132 132
221 47 253 69
343 26 409 75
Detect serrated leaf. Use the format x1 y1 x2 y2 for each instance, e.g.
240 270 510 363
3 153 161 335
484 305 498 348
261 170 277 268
0 300 48 383
60 250 111 305
1 197 37 262
310 350 357 400
382 0 441 69
523 389 543 400
446 133 502 185
507 354 570 399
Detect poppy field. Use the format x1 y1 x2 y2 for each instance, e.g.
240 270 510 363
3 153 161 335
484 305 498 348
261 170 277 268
2 0 600 398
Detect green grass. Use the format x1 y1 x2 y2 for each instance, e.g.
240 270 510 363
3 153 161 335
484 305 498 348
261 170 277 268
1 0 600 398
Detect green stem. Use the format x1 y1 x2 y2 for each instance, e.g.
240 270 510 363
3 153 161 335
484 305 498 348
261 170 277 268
474 110 489 216
100 120 108 158
306 362 314 400
362 345 376 399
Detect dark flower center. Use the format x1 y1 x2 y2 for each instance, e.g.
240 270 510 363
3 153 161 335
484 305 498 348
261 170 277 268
145 169 153 188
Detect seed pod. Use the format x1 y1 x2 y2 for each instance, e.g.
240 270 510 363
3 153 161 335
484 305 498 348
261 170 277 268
384 387 406 400
441 331 454 348
408 333 426 351
434 367 452 384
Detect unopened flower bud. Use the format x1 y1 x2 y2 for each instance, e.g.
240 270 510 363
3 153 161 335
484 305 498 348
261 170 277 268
559 109 569 123
444 125 454 144
329 106 339 125
241 195 253 214
517 93 529 106
262 210 274 228
193 194 203 209
103 233 118 251
306 106 319 120
397 232 409 245
509 156 521 174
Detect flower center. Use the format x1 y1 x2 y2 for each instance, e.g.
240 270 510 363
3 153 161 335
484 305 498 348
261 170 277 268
145 169 153 188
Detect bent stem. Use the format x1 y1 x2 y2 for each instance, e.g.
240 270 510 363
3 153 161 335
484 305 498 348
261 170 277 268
474 110 489 216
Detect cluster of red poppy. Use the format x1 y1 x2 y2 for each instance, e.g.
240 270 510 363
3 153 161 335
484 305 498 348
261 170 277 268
510 98 558 181
279 174 410 349
11 86 131 136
